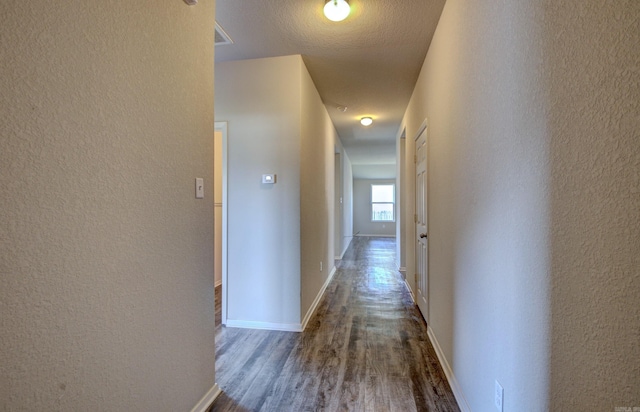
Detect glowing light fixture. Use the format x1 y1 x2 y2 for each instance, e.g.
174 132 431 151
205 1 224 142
360 117 373 126
324 0 350 22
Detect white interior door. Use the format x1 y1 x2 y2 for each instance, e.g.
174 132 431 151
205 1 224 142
414 123 428 321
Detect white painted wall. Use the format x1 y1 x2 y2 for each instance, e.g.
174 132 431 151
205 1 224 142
401 0 640 410
0 1 217 410
215 56 302 328
353 179 396 237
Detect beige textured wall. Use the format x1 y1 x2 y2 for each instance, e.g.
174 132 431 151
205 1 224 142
300 57 342 318
0 1 216 410
402 0 551 409
546 0 640 409
402 0 639 409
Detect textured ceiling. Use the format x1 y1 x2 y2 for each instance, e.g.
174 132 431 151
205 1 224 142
215 0 446 177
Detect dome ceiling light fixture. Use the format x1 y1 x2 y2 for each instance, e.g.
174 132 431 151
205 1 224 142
360 117 373 126
324 0 351 22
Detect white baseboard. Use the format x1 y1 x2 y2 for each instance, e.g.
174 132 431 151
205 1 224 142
300 265 337 331
225 319 303 332
343 237 352 256
190 383 221 412
224 266 338 333
337 237 352 260
404 279 415 303
427 327 471 412
398 266 406 273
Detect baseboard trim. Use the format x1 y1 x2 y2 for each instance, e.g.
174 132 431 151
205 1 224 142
404 279 415 303
427 327 471 412
398 266 406 273
225 319 302 332
338 237 352 260
224 265 338 333
300 265 337 331
340 243 348 259
190 383 222 412
355 234 396 238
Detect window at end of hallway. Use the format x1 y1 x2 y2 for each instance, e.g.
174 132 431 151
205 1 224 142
371 184 395 222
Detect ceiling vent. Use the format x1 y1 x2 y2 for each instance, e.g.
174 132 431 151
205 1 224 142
215 23 233 46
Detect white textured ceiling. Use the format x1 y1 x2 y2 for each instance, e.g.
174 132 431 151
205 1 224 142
215 0 445 178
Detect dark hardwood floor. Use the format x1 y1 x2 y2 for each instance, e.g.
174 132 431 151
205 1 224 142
210 237 460 412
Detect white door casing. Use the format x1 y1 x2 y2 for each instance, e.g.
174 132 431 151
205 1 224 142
215 122 228 325
214 130 223 288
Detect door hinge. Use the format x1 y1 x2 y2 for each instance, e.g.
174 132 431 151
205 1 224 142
414 155 417 164
414 214 418 223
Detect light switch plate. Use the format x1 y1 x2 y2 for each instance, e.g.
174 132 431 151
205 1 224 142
195 178 204 198
495 380 503 411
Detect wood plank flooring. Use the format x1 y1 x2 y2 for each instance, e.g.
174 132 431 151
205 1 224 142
210 237 460 412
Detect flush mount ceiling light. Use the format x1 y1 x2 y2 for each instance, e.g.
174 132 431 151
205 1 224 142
324 0 350 22
360 117 373 126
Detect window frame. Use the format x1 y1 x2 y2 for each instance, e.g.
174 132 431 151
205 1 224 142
370 183 395 223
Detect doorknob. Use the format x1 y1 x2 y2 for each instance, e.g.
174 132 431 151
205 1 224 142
419 233 427 239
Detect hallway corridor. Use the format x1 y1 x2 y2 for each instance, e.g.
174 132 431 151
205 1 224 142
210 237 460 412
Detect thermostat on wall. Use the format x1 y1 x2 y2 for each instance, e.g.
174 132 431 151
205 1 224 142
262 174 276 184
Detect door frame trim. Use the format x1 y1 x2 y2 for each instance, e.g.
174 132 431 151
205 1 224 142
215 121 229 325
414 119 428 144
